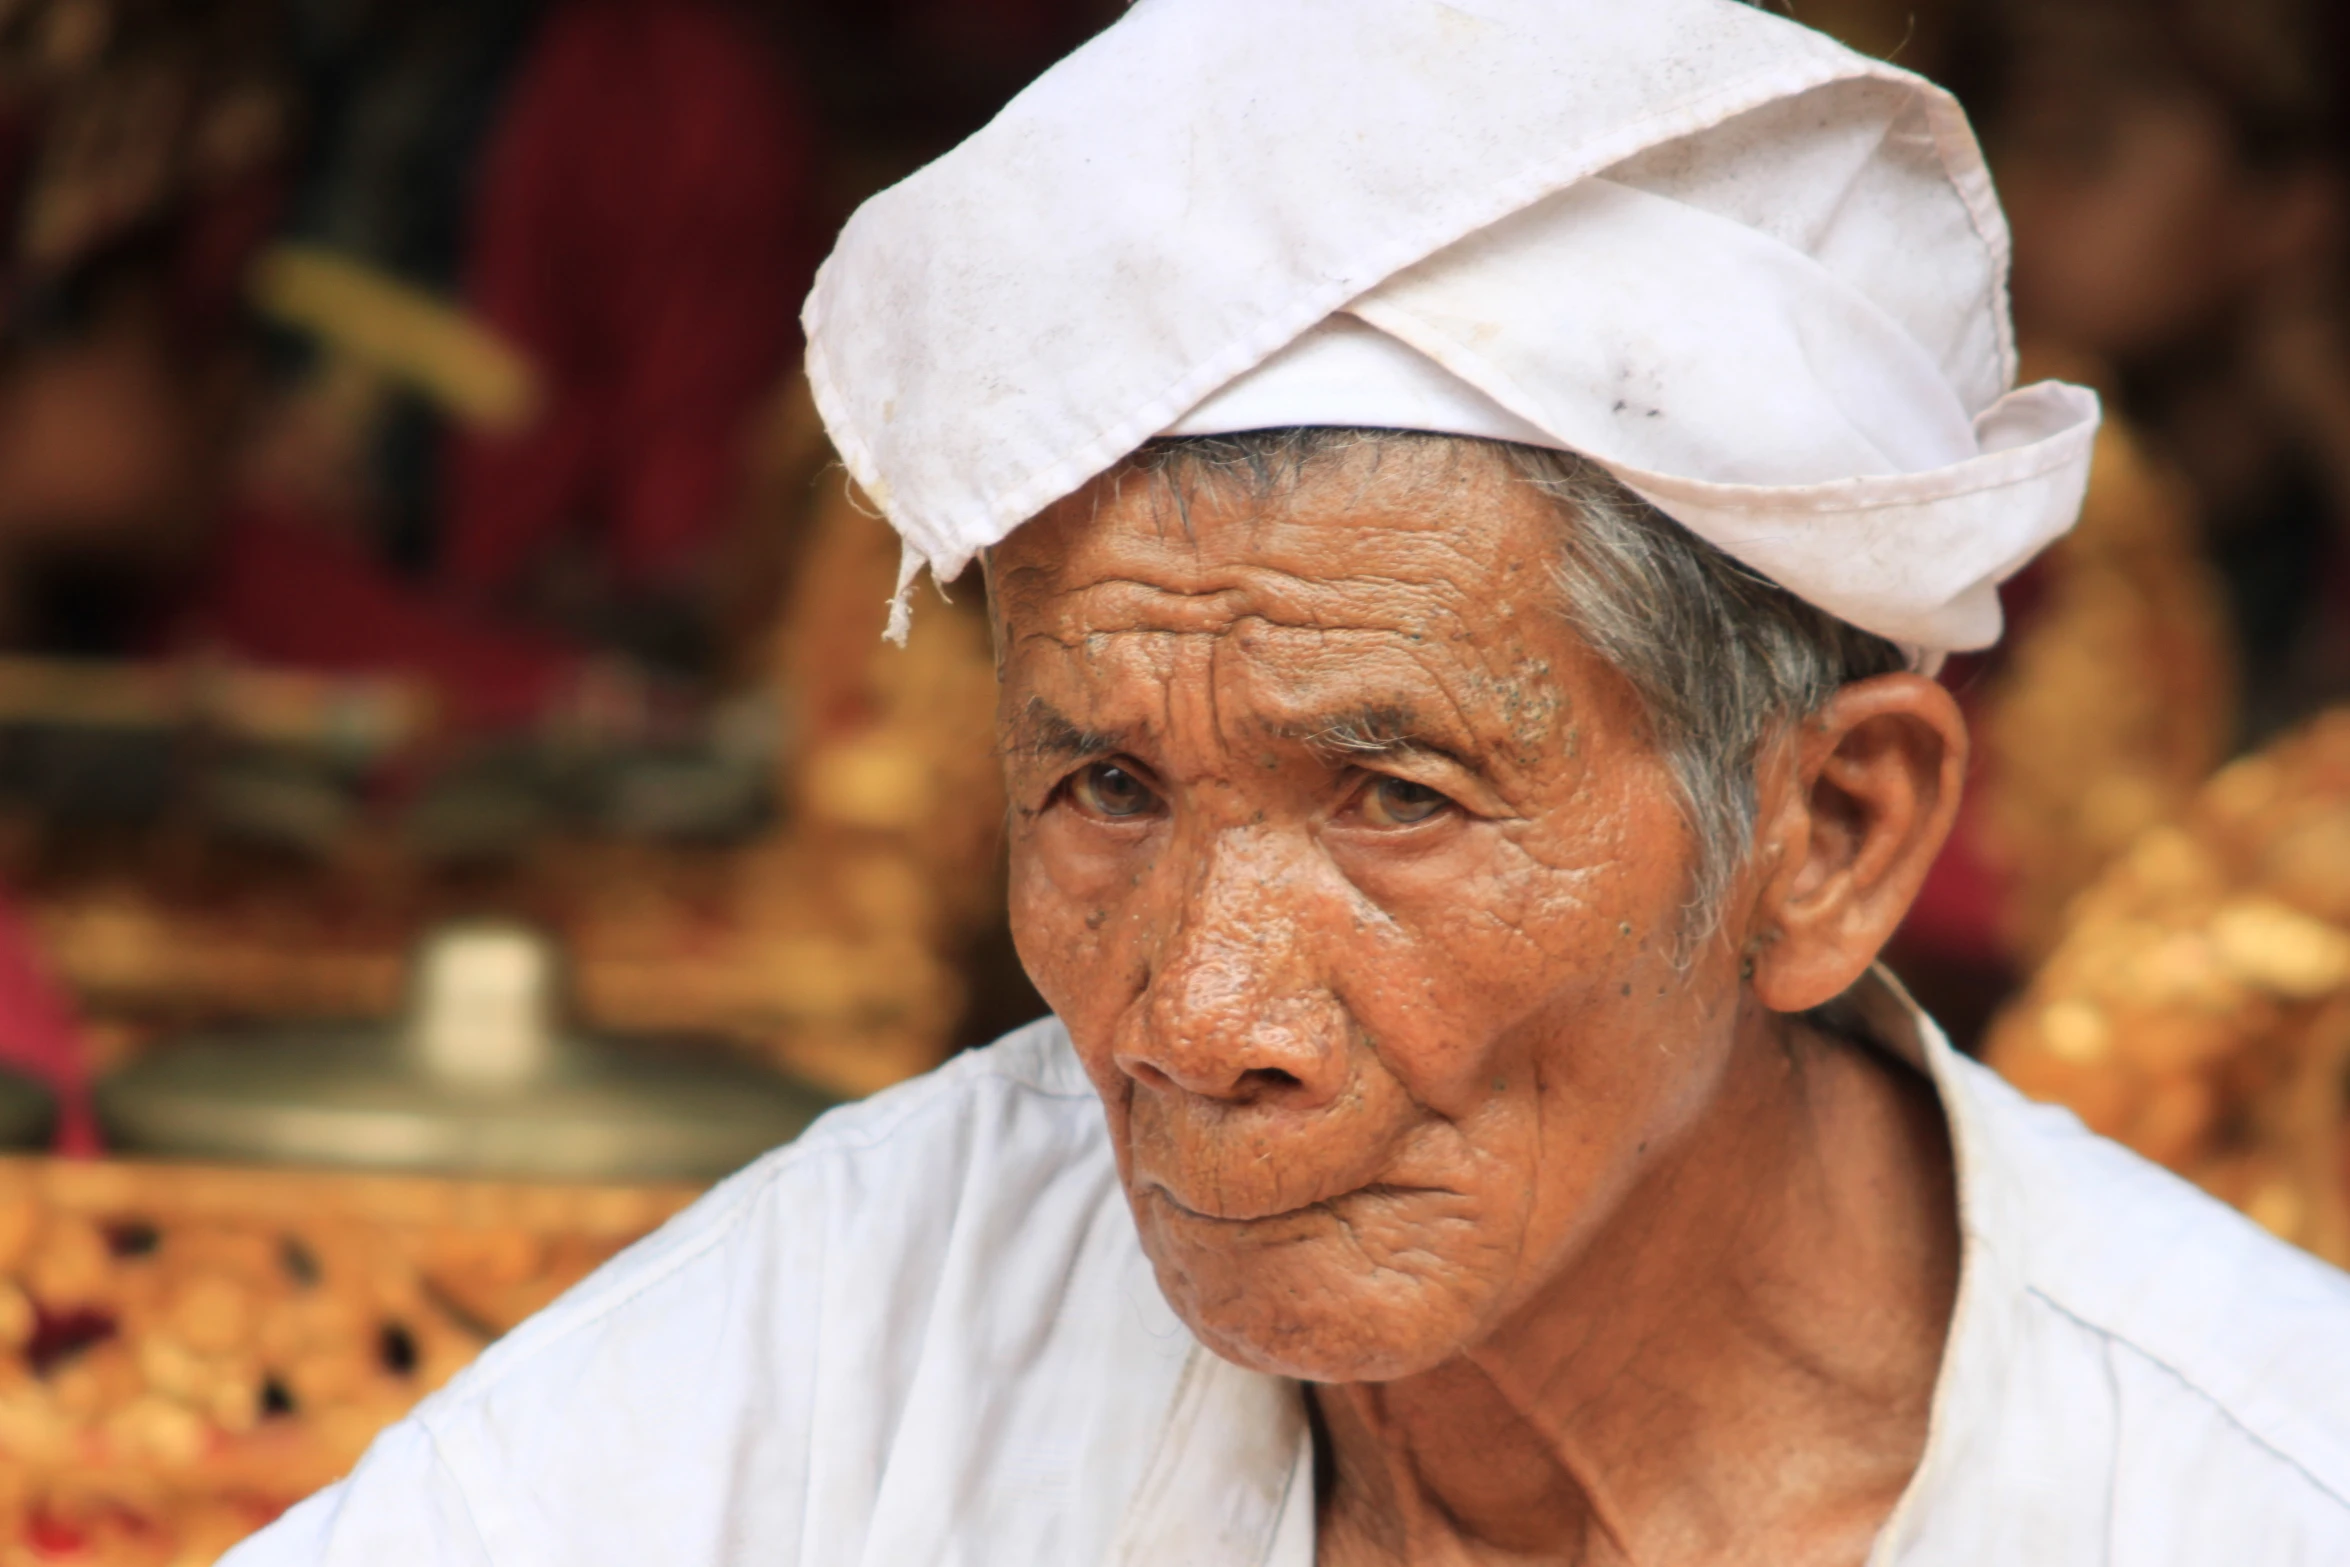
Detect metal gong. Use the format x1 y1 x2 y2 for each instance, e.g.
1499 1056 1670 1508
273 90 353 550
96 923 836 1182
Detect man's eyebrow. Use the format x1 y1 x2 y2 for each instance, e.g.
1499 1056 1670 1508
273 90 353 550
1008 699 1125 762
1289 706 1473 767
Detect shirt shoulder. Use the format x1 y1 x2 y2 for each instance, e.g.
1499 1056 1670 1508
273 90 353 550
1947 1055 2350 1515
435 1011 1106 1384
228 1016 1185 1567
454 1009 1114 1395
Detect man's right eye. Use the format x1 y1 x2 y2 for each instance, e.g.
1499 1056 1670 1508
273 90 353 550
1067 761 1160 819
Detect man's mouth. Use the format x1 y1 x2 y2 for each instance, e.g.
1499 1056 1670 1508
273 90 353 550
1143 1180 1425 1225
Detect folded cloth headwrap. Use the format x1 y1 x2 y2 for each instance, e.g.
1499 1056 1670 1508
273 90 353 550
803 0 2100 659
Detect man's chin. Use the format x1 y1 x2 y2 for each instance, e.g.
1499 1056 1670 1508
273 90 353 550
1139 1219 1489 1384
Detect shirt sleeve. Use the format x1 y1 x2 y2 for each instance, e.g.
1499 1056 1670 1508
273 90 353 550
220 1421 496 1567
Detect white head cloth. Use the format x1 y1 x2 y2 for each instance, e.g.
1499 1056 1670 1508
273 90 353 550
803 0 2100 658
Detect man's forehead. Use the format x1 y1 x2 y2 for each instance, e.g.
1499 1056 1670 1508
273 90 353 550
992 455 1570 732
993 444 1556 630
998 583 1568 769
1010 606 1494 698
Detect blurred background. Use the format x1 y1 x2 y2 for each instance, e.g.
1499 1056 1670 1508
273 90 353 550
5 0 2350 1557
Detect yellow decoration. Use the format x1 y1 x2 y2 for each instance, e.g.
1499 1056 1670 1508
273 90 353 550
249 245 540 433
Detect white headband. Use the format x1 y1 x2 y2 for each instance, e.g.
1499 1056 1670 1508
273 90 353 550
804 0 2099 656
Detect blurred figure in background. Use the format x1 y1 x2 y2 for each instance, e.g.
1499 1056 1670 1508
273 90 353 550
0 0 280 659
200 0 817 726
1984 0 2350 739
0 0 816 730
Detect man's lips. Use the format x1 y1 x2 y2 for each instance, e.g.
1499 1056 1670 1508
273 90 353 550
1142 1180 1429 1225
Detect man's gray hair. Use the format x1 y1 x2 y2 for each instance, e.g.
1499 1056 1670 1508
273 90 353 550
1124 429 1908 939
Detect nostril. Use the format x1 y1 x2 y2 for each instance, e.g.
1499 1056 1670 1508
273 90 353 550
1119 1057 1305 1099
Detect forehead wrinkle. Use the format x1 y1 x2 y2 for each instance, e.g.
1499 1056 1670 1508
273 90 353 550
1008 613 1438 657
1016 623 1555 772
1243 627 1551 737
1004 556 1572 775
1023 560 1482 643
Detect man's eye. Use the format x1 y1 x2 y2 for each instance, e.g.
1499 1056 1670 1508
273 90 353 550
1068 761 1159 819
1358 776 1450 828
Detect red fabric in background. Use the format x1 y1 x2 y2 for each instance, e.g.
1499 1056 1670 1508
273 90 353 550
444 0 815 601
191 0 814 724
194 502 583 727
0 890 94 1154
1895 564 2056 971
1898 755 2010 969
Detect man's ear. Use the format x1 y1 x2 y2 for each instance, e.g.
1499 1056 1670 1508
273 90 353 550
1743 674 1967 1014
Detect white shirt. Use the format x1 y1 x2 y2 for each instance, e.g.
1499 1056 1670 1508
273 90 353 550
227 974 2350 1564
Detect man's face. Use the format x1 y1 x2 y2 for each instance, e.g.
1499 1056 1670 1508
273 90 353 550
993 440 1747 1382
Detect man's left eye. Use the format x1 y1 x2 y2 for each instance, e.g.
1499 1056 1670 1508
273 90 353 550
1068 760 1160 819
1357 776 1451 828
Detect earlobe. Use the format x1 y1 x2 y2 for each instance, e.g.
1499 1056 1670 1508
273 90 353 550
1745 675 1966 1014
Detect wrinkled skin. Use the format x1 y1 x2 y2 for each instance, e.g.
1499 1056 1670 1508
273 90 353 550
992 439 1965 1564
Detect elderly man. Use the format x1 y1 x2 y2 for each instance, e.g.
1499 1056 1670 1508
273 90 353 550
230 1 2350 1562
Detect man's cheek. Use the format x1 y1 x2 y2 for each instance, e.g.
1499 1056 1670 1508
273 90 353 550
1008 854 1100 986
1012 887 1156 1064
1326 924 1559 1096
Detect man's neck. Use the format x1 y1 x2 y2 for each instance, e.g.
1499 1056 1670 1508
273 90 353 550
1310 1009 1960 1566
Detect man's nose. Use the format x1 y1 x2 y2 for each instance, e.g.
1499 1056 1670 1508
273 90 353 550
1115 832 1351 1106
